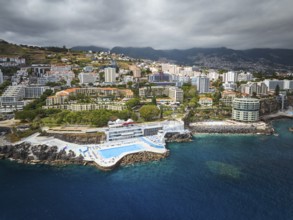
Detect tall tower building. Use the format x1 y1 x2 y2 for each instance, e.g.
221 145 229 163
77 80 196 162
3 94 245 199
197 76 210 93
0 69 3 84
104 67 116 83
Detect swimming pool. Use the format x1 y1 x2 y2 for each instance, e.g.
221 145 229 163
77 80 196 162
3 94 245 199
98 144 143 159
140 137 165 148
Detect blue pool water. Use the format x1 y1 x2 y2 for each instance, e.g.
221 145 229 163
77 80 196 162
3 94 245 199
0 119 293 220
141 137 165 148
98 144 142 158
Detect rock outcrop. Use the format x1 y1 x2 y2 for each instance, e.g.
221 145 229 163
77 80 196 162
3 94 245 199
0 142 84 165
165 132 193 142
119 151 170 166
259 97 280 116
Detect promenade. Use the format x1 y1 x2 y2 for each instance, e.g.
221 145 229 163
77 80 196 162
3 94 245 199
261 111 293 121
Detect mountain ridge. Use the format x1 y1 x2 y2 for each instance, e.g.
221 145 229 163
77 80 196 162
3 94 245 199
1 39 293 71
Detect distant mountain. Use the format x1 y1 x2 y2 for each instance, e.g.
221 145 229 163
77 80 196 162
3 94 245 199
111 46 293 71
71 46 109 52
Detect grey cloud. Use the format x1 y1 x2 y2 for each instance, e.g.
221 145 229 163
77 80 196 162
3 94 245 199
0 0 293 49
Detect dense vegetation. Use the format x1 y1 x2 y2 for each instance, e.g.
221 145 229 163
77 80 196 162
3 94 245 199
42 109 137 127
0 80 10 95
139 105 160 121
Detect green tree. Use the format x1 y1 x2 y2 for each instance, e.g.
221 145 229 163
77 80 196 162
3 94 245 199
139 105 160 121
275 85 280 96
213 91 222 105
125 98 140 109
99 72 105 82
127 81 133 88
151 96 157 105
0 81 10 96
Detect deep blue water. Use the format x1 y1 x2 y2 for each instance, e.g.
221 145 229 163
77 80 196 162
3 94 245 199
0 119 293 220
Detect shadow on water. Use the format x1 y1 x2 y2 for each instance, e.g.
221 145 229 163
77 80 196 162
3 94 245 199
206 161 242 179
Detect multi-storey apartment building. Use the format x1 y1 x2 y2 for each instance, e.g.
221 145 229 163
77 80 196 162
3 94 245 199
104 67 116 83
232 98 260 122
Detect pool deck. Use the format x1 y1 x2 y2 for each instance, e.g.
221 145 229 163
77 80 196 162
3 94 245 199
20 133 167 168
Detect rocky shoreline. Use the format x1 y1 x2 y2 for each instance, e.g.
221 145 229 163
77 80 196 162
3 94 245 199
165 132 193 142
0 142 85 166
0 141 171 171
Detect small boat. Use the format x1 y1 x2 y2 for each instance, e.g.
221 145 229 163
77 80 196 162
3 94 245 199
274 133 279 136
289 127 293 132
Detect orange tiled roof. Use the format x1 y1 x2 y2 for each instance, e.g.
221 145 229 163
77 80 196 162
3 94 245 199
102 87 118 91
56 92 69 96
64 88 78 93
199 97 212 101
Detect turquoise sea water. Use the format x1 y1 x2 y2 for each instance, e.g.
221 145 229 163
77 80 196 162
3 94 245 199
0 119 293 220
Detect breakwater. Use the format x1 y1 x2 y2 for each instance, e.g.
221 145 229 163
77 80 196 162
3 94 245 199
189 121 274 135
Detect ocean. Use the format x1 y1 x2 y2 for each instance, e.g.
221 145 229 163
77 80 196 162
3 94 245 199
0 119 292 220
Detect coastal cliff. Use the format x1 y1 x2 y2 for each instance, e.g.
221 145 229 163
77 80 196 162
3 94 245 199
259 97 280 116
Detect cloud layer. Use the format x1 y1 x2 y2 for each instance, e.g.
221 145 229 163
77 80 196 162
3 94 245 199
0 0 293 49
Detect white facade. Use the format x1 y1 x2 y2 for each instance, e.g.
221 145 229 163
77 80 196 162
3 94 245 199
104 67 116 83
123 75 134 83
283 80 293 90
168 87 184 103
263 79 284 91
241 82 268 96
197 76 210 93
223 71 238 83
208 71 219 81
237 72 253 82
161 64 179 75
223 82 236 91
232 98 259 122
0 69 3 84
25 86 50 98
78 72 97 84
0 85 26 112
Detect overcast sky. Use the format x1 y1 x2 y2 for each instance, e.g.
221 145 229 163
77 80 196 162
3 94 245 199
0 0 293 49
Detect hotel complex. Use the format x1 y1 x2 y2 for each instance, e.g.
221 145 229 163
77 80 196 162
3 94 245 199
106 119 164 142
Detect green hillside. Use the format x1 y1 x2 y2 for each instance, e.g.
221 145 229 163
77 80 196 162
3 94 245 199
0 40 69 65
